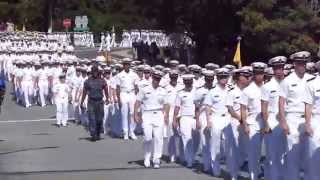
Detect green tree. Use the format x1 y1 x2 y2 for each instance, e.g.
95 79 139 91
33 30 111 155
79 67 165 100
239 0 320 63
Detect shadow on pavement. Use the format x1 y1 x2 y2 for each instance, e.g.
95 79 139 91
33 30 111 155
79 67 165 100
0 166 185 176
0 146 59 155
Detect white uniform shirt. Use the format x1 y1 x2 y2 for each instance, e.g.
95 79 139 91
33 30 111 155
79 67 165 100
136 84 167 111
115 70 139 93
136 77 151 91
109 76 117 90
280 72 313 113
53 83 70 101
22 68 34 82
240 82 262 115
37 68 49 82
195 86 211 107
203 84 229 114
303 76 320 114
261 77 282 114
193 77 205 89
226 85 242 114
165 83 184 107
175 89 196 117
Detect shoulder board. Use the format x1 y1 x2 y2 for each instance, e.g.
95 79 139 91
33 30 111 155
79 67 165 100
228 87 235 91
209 85 216 90
307 76 316 82
196 85 204 90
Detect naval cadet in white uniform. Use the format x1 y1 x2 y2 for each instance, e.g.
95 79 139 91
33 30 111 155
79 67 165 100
134 70 168 169
173 74 197 168
116 58 139 140
240 62 267 180
279 51 314 180
261 56 287 180
194 69 215 172
304 60 320 180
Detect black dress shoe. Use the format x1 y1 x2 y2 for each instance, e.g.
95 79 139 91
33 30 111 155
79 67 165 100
96 135 101 141
90 136 97 142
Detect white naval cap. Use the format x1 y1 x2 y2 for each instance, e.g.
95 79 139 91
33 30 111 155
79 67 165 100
169 69 179 76
223 64 236 71
122 57 132 64
154 65 164 71
265 67 274 76
290 51 311 62
284 63 293 70
306 62 315 71
162 67 171 74
131 60 142 66
34 61 41 66
143 65 152 72
268 56 287 66
181 74 195 80
215 68 230 76
104 66 112 72
114 63 123 69
177 64 187 69
232 66 252 76
251 62 267 72
315 61 320 70
169 60 179 66
205 63 220 70
188 64 201 72
202 70 215 77
136 65 145 71
96 55 106 62
152 70 164 78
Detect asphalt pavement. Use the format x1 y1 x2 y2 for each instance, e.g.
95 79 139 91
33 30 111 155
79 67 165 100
0 48 249 180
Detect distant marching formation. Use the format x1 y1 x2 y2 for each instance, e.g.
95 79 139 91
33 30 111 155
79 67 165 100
1 31 320 180
99 29 171 51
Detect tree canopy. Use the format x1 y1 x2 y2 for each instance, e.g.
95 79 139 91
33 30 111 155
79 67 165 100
0 0 319 64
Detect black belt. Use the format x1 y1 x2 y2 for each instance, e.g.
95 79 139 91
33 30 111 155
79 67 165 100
89 98 103 101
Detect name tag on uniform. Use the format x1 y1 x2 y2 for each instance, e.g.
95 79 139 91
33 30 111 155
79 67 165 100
236 96 240 99
214 95 219 98
183 95 187 98
316 89 320 92
167 91 172 93
146 92 151 94
271 90 276 93
291 84 297 87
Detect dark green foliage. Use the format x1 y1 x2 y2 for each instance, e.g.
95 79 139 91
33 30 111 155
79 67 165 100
1 0 319 64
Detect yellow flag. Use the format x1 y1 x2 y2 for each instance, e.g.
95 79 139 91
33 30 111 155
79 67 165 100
233 41 242 67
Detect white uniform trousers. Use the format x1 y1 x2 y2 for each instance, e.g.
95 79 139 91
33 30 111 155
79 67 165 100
56 98 69 126
142 111 164 163
246 113 263 180
306 114 320 180
179 116 196 167
21 80 33 107
283 113 308 180
198 112 211 172
110 103 122 137
164 108 179 160
103 104 112 134
264 113 286 180
120 92 136 136
226 118 241 179
38 80 49 106
209 113 231 176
